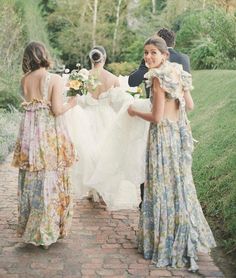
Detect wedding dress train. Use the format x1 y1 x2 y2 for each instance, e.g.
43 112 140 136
65 84 150 210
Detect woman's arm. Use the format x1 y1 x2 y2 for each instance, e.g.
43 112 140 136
128 59 148 87
51 74 77 116
184 90 194 111
128 77 165 123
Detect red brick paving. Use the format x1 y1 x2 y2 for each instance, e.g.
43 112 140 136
0 155 225 277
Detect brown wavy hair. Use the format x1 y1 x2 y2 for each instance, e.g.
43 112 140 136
144 36 169 55
22 41 51 73
157 28 176 47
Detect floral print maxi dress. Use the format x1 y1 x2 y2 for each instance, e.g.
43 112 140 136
138 62 216 270
12 73 75 246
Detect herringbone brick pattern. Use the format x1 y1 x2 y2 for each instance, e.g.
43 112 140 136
0 155 224 278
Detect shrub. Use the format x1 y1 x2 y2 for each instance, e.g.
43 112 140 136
0 109 21 163
0 1 25 109
106 62 138 76
0 0 55 110
119 37 145 64
174 6 236 69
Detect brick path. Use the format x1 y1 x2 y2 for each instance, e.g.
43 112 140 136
0 155 225 278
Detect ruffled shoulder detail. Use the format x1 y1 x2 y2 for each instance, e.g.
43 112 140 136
144 62 193 99
144 62 179 96
180 67 193 92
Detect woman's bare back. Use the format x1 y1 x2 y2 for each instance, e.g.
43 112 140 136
21 68 61 104
21 69 49 102
89 69 119 99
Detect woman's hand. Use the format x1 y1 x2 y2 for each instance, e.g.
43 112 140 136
184 91 194 111
127 105 136 117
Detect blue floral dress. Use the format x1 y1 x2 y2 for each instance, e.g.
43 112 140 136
138 62 216 270
12 73 75 246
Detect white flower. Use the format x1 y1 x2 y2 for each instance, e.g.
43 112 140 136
64 68 70 74
78 68 89 81
79 68 89 76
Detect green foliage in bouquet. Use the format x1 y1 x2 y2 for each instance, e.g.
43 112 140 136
67 66 101 96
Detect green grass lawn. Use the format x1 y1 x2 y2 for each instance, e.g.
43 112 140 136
190 70 236 251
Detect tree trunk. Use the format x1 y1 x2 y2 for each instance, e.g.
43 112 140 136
112 0 122 58
92 0 98 47
202 0 205 9
152 0 156 14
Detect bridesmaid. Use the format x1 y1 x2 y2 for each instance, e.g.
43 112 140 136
12 41 77 249
128 36 216 272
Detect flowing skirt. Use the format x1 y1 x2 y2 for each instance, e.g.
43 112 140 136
65 91 151 210
13 100 75 246
138 120 216 269
17 168 73 246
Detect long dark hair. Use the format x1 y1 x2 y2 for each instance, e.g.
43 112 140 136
22 41 51 73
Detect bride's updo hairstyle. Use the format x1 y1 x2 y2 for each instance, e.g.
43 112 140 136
22 41 51 74
144 35 169 55
89 45 106 64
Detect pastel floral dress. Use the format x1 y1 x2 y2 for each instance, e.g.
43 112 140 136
138 61 216 270
12 73 75 246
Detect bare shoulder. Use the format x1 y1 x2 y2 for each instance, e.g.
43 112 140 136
21 71 31 83
49 72 62 81
104 70 119 85
103 69 115 78
49 73 63 88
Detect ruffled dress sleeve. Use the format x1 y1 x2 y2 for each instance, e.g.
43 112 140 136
144 62 193 99
144 63 178 96
180 68 193 93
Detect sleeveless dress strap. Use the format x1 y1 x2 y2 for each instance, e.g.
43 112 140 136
43 72 51 100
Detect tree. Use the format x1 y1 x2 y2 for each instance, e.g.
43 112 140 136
152 0 156 14
0 0 52 109
92 0 98 46
43 0 133 67
175 6 236 69
112 0 122 58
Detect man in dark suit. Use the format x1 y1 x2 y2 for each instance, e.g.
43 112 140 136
128 28 191 209
158 28 190 73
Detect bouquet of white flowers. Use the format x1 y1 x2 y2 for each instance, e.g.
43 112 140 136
66 66 100 96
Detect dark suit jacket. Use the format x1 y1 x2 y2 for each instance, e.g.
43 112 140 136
128 48 190 97
168 48 190 73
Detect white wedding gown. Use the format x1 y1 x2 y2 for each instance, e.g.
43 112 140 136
65 80 151 210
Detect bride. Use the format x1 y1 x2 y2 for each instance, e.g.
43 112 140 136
65 46 150 210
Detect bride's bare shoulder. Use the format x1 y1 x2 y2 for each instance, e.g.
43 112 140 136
102 69 113 77
104 70 120 87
